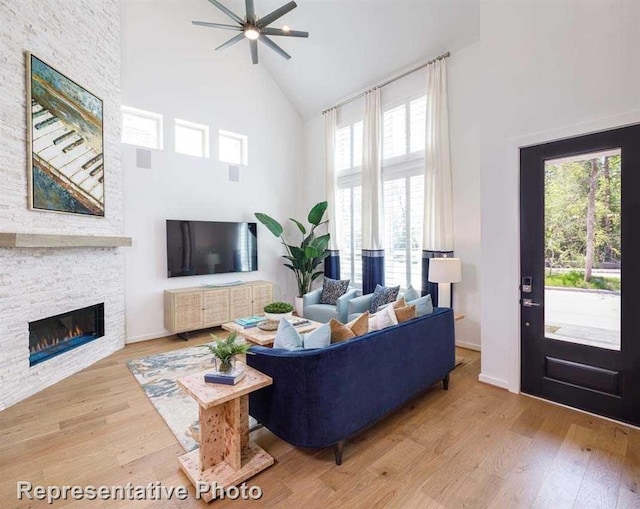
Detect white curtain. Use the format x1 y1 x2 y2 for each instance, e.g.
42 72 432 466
361 88 382 250
324 109 339 250
422 58 453 252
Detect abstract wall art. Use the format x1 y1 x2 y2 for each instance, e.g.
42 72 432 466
27 53 104 216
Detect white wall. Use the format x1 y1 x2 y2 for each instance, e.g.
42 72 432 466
302 42 482 348
0 0 124 409
121 0 305 343
479 0 640 390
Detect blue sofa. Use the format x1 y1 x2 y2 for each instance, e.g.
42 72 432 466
247 307 455 464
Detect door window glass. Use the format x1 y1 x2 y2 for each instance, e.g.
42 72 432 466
544 149 621 350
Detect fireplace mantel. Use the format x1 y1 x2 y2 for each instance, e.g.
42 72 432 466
0 232 132 248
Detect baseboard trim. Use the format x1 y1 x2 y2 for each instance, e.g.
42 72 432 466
455 340 480 352
126 331 174 344
478 373 509 390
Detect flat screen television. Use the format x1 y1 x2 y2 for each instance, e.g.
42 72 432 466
166 220 258 278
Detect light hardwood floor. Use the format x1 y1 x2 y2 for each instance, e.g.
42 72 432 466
1 330 639 508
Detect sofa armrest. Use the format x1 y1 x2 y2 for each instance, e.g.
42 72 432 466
336 288 360 323
347 293 372 315
303 288 322 308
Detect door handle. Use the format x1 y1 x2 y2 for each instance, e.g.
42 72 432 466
522 298 541 307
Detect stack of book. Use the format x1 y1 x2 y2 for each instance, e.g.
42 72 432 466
234 315 266 328
204 367 246 385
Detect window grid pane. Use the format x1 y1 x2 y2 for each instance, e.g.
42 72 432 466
352 121 363 168
410 96 426 154
353 186 363 285
383 104 407 160
409 175 424 288
121 107 163 150
383 177 408 287
175 121 209 158
335 126 352 171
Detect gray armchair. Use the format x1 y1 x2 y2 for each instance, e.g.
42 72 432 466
303 287 360 324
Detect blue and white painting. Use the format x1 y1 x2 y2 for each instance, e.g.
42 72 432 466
28 54 105 216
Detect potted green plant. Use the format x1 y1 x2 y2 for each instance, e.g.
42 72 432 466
255 201 330 314
263 301 294 321
207 331 251 374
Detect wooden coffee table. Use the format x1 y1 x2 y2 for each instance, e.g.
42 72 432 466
222 319 323 347
177 364 274 502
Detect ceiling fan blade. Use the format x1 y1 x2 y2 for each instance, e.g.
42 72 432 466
215 33 246 51
206 0 244 25
192 21 243 31
259 35 291 60
246 0 256 23
250 39 259 64
256 1 297 29
261 27 308 38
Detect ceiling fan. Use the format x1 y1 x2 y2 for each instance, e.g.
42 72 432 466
192 0 309 64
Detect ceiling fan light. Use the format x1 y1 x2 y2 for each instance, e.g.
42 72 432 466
282 25 290 32
244 27 260 40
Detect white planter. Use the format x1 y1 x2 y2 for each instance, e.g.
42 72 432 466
264 311 293 321
295 296 304 317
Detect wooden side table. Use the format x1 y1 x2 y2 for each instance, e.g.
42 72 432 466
177 364 274 502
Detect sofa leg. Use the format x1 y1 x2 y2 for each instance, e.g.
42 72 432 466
334 440 345 465
443 373 450 390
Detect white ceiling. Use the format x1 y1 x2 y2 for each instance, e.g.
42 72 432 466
194 0 480 120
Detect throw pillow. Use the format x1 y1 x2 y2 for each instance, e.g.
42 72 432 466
374 303 399 330
320 277 350 305
369 284 401 313
303 323 331 349
273 320 332 351
395 304 416 323
408 294 434 317
272 318 303 350
378 297 406 312
393 297 406 309
330 311 370 344
404 284 420 302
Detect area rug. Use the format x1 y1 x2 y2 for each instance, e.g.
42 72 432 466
127 342 218 453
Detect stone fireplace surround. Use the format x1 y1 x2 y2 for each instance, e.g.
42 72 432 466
0 245 126 411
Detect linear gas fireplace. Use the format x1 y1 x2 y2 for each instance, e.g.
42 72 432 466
29 303 105 367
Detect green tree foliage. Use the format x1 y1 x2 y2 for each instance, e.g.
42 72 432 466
544 155 620 274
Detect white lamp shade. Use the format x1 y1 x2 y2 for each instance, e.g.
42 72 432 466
428 257 461 283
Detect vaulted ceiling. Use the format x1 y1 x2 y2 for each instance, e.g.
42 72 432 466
196 0 480 120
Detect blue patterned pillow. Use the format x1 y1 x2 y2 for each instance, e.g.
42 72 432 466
369 284 400 313
320 277 350 305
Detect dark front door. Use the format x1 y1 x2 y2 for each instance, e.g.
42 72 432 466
520 124 640 426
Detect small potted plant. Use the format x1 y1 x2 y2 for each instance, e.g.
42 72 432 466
207 331 251 374
263 301 294 321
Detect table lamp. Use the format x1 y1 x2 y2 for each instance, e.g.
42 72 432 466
428 257 461 308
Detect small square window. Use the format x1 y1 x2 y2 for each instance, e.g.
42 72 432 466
121 106 163 150
219 130 248 166
175 118 210 158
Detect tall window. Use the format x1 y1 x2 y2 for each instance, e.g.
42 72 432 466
334 95 426 290
382 95 426 288
336 121 363 286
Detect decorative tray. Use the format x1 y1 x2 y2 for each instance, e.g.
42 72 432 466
257 320 279 331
